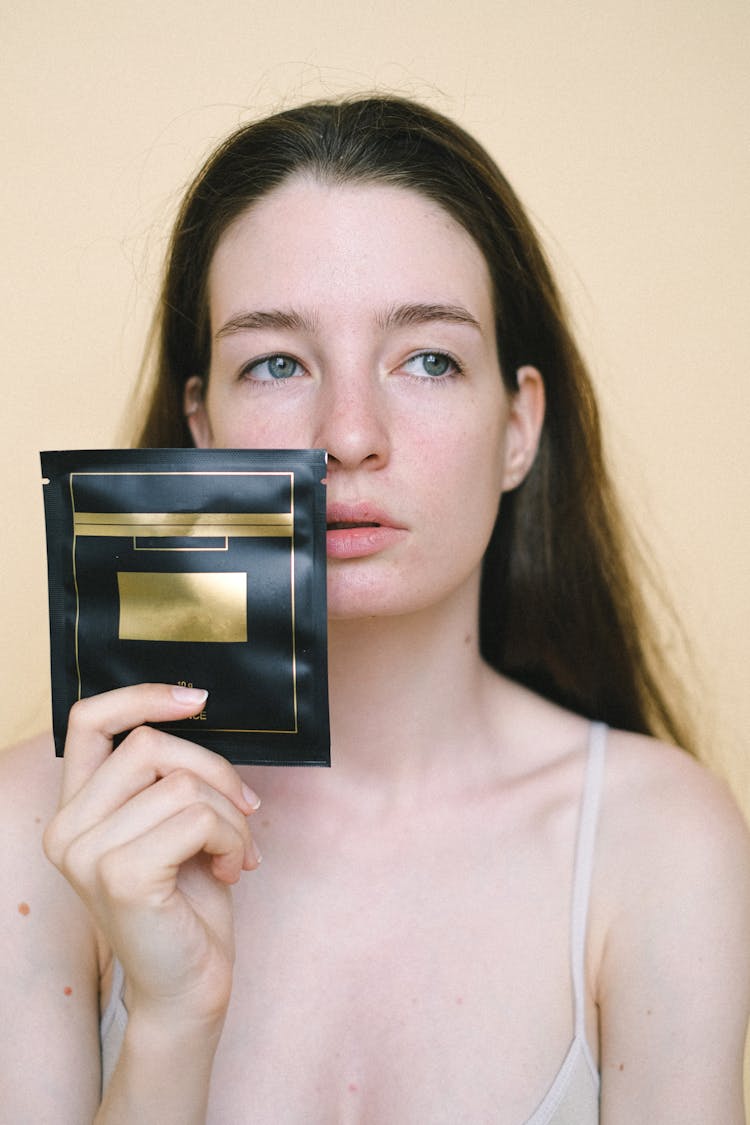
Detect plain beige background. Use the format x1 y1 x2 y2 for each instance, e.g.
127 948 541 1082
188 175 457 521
2 0 749 1083
7 1 748 785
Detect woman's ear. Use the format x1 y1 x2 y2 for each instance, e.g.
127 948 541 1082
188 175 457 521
501 365 545 491
183 375 213 448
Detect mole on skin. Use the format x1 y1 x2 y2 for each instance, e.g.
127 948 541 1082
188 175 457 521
18 902 30 916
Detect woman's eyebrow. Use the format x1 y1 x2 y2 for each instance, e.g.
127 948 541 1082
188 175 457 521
376 302 482 331
215 302 481 340
215 308 318 339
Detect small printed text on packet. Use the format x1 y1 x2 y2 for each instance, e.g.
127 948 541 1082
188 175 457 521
178 681 207 720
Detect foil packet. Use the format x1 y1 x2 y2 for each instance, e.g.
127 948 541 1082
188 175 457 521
41 448 329 766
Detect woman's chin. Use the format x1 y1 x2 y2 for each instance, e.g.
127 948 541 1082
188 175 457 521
325 565 475 625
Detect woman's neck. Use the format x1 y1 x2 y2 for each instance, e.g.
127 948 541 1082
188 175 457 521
243 579 573 819
323 581 499 793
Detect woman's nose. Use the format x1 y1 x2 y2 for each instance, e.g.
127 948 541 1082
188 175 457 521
312 369 390 471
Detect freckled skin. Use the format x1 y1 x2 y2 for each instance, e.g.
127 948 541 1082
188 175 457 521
192 179 518 625
18 902 30 916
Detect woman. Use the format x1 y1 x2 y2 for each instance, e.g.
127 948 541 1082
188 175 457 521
2 96 749 1122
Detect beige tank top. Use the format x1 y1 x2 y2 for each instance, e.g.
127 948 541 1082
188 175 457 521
101 723 606 1122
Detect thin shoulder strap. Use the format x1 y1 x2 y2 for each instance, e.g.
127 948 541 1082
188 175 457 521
571 722 607 1045
100 955 126 1037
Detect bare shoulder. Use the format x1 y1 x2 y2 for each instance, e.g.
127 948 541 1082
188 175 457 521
0 728 99 959
0 734 101 1118
0 733 74 894
0 731 65 890
0 729 62 818
592 730 750 1119
594 728 750 937
598 728 750 880
0 730 98 947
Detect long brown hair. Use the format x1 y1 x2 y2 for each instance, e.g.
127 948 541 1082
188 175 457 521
133 95 692 751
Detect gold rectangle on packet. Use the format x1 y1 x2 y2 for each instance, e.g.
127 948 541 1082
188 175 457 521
117 571 248 643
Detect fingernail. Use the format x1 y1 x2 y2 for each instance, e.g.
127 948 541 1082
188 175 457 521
171 685 208 706
241 783 261 811
246 839 262 867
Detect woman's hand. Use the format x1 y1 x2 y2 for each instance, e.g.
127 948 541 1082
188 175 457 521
43 683 262 1034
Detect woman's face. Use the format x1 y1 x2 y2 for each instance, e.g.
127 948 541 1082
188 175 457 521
187 176 543 620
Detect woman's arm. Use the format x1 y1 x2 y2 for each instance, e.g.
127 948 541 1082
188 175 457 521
1 685 262 1123
596 734 750 1123
0 735 102 1121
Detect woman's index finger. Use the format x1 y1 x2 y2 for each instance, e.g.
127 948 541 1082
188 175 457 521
59 683 209 804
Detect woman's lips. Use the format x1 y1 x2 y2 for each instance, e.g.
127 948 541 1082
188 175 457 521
325 503 406 559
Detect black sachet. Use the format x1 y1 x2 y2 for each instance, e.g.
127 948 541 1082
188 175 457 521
41 448 329 766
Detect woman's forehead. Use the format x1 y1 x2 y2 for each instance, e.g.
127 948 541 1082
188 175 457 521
207 176 495 329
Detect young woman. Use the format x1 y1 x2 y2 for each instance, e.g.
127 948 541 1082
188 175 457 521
2 97 749 1123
